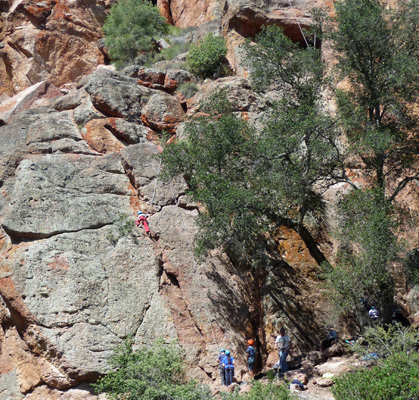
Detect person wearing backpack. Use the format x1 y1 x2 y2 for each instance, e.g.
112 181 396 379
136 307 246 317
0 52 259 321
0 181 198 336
246 339 256 378
216 349 226 385
221 350 235 386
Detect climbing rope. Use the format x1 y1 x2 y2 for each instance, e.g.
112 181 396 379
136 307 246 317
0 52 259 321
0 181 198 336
167 179 220 349
286 0 310 48
150 157 162 206
146 151 220 349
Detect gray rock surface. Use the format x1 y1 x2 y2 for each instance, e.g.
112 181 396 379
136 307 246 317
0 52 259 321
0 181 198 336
84 70 154 121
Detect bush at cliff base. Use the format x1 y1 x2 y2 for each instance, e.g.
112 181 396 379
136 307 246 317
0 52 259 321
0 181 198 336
221 381 296 400
93 338 212 400
331 352 419 400
187 33 228 78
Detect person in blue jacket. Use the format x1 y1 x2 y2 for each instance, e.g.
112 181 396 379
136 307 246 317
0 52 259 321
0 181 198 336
221 350 235 386
246 339 256 378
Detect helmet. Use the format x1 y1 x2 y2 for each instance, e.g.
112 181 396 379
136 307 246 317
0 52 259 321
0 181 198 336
225 350 230 356
220 349 225 353
280 327 286 333
247 339 254 346
371 306 375 309
138 211 143 215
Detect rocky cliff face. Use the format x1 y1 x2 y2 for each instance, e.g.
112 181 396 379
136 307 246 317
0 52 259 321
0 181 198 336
0 0 417 399
0 0 333 98
0 62 330 398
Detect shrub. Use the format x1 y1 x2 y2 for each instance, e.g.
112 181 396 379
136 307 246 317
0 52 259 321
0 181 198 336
103 0 168 68
221 381 296 400
94 338 212 400
106 213 135 245
349 324 419 359
187 33 228 78
332 352 419 400
178 82 198 99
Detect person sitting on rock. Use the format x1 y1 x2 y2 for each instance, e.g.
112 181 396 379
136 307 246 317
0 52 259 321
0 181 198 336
135 211 151 236
246 339 256 378
221 350 235 387
322 328 338 350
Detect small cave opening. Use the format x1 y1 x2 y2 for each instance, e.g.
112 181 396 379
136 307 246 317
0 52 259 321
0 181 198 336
229 14 321 49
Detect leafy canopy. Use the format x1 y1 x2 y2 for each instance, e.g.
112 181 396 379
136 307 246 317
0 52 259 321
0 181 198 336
332 0 419 194
332 351 419 400
94 338 212 400
323 0 419 324
162 26 341 265
103 0 168 68
322 189 398 319
187 33 228 78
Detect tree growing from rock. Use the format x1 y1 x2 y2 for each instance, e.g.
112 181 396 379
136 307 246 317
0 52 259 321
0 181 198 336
187 33 228 78
162 26 342 268
103 0 168 68
324 0 419 324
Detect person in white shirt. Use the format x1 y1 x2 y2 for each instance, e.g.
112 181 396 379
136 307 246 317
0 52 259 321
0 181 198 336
369 306 379 321
275 327 291 374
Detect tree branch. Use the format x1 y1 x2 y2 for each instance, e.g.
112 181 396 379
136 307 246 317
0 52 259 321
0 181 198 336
389 172 419 202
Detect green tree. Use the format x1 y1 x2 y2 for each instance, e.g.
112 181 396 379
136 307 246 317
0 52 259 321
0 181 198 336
325 0 419 324
94 338 211 400
322 189 399 323
162 26 342 266
103 0 168 68
187 33 228 78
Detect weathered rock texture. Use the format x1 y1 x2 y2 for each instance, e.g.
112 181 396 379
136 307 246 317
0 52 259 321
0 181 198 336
0 1 416 399
1 0 336 98
0 0 107 97
0 63 334 398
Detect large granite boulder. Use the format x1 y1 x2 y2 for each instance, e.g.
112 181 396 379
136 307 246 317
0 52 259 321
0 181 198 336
84 70 154 122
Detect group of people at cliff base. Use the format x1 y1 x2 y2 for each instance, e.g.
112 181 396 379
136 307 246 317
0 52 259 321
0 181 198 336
217 329 291 386
217 340 257 387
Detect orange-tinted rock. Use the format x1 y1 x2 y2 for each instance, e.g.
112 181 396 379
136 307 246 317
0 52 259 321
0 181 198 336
157 0 173 24
0 327 43 394
0 0 106 97
141 92 185 133
137 68 166 90
82 119 125 154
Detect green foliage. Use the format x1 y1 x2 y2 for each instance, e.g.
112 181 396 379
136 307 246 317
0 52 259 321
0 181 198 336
221 381 296 400
322 189 398 321
323 0 419 323
332 0 419 193
350 324 419 359
103 0 168 68
187 33 228 78
243 25 325 104
331 352 419 400
106 213 135 245
94 338 212 400
163 27 341 265
178 82 198 99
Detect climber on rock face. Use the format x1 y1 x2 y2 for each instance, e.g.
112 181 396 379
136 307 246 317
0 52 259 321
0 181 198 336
135 211 151 236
